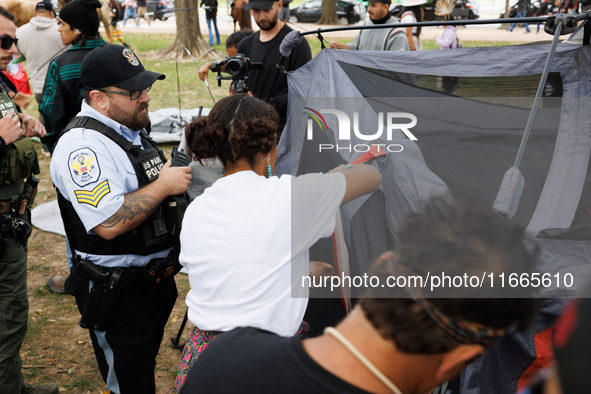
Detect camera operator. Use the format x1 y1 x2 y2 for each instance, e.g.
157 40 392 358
197 30 252 85
201 0 312 139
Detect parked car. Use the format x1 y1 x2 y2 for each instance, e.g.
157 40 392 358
289 0 367 25
390 0 479 20
498 1 555 18
147 0 174 21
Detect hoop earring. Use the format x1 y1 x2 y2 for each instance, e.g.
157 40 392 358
266 156 272 178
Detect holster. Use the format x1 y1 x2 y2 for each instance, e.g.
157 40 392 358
76 250 181 329
78 259 122 331
0 215 31 250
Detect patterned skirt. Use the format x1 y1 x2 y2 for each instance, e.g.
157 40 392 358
174 321 310 393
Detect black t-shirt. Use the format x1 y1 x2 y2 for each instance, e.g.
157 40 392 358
180 327 373 394
236 24 312 136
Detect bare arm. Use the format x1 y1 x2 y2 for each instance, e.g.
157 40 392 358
19 112 46 138
405 27 416 51
330 163 382 206
199 62 227 81
93 160 192 240
198 62 212 81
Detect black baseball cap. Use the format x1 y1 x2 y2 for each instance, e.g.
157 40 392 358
35 1 54 11
245 0 276 10
81 45 165 91
368 0 391 4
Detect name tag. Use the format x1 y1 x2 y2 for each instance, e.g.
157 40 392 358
141 155 164 182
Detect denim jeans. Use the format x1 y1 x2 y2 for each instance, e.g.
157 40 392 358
123 7 137 26
206 17 220 46
510 10 530 32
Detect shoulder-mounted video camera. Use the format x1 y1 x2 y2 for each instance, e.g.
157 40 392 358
210 53 263 94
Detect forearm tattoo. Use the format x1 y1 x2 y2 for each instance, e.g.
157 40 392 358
99 193 160 229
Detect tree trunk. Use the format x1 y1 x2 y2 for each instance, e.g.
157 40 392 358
504 0 510 18
157 0 216 59
317 0 339 25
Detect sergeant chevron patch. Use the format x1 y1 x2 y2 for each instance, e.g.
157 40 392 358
74 180 111 207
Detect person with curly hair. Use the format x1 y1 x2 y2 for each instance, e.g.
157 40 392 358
175 94 382 392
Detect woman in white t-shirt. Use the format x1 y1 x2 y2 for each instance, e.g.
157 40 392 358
174 94 382 392
399 0 426 50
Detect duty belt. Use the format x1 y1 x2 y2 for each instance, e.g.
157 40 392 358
73 251 181 292
0 177 37 216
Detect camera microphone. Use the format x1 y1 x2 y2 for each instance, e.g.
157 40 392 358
280 30 302 57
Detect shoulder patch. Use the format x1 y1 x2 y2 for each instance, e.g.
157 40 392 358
68 148 101 187
74 180 111 207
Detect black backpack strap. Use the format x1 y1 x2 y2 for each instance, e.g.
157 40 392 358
584 20 591 46
139 129 160 151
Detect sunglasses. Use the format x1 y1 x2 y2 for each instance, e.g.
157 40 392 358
94 85 152 100
0 36 18 50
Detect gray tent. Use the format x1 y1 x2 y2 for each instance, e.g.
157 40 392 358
277 36 591 393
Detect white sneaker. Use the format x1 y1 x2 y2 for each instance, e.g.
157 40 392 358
144 25 152 29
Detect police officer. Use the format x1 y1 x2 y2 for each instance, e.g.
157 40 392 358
50 44 191 393
0 6 59 394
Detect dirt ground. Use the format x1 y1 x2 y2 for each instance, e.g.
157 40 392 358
23 146 191 393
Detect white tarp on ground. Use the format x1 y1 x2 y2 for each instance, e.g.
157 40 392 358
148 107 211 143
31 199 65 237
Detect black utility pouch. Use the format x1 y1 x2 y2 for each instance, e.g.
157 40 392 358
137 257 167 293
137 251 182 293
7 137 35 183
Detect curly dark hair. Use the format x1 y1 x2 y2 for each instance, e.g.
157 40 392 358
185 94 278 167
359 196 540 354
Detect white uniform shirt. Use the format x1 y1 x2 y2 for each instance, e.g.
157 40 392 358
50 101 171 267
